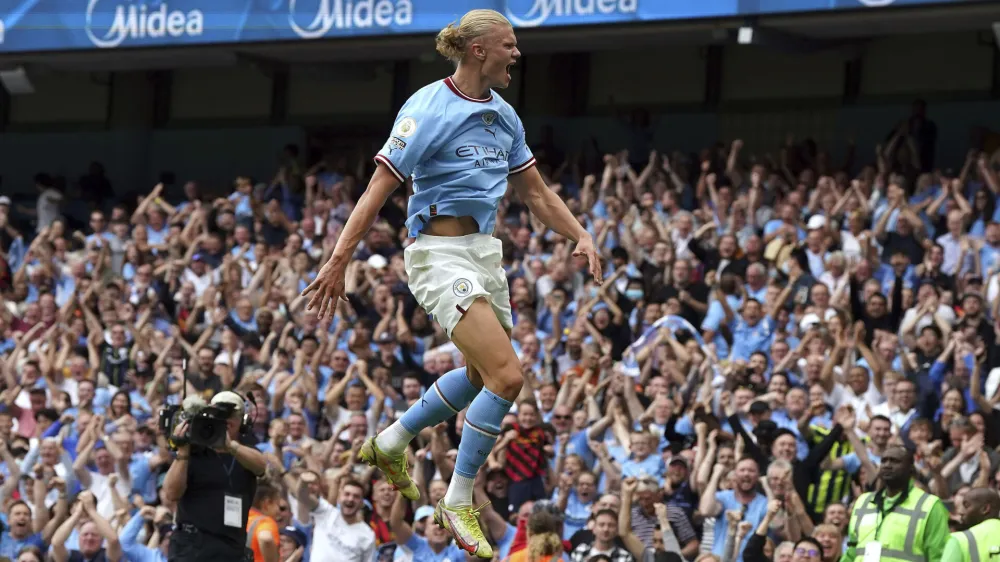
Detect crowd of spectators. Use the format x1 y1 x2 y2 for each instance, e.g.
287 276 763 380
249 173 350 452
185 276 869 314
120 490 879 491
0 99 998 562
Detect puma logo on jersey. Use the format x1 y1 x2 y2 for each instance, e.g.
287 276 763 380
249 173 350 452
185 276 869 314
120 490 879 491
484 128 497 139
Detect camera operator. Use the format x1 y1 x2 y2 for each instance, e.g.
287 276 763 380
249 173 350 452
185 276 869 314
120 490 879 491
162 391 267 562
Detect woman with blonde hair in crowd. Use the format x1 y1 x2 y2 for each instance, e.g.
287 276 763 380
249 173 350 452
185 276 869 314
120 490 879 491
810 524 842 562
504 509 564 562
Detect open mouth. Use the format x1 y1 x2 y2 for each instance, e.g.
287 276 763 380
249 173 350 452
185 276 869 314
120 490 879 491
506 63 514 79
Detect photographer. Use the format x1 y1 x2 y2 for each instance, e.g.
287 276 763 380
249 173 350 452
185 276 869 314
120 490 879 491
162 391 267 562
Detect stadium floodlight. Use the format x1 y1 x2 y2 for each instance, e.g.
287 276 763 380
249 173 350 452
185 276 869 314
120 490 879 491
0 66 34 95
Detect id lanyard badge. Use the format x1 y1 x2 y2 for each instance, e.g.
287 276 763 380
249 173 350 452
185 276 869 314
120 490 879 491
865 489 907 562
224 495 243 528
222 457 242 528
863 542 882 562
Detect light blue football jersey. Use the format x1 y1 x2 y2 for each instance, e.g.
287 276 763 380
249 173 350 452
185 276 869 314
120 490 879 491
375 76 536 237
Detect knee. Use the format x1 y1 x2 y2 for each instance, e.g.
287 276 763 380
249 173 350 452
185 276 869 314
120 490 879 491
491 355 524 399
465 364 484 388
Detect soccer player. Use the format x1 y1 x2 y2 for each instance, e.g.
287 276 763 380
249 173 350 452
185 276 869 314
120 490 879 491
301 8 601 558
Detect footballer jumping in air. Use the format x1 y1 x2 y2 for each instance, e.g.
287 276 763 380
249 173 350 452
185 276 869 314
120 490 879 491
302 9 602 558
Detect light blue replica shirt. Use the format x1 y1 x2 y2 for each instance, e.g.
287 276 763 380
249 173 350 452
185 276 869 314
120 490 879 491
120 512 167 562
375 77 535 237
728 315 775 362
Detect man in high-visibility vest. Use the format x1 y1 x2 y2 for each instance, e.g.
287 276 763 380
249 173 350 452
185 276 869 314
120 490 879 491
943 487 1000 562
841 446 950 562
247 483 282 562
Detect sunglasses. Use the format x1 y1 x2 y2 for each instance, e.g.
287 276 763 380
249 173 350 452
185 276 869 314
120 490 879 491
553 415 570 420
795 548 820 557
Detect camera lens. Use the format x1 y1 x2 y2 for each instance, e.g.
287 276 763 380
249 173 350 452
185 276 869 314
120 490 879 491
197 421 215 440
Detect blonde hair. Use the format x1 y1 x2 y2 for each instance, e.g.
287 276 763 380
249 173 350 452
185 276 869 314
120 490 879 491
435 9 511 63
814 523 842 540
526 511 564 562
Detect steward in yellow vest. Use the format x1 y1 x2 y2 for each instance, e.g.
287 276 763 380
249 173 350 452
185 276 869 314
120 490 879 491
840 446 950 562
943 488 1000 562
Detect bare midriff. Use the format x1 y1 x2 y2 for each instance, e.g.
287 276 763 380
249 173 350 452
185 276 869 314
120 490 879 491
421 215 480 237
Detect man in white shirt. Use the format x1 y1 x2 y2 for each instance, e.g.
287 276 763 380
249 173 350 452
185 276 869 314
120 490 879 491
182 254 218 297
72 440 132 520
296 475 374 562
871 379 918 433
843 365 885 428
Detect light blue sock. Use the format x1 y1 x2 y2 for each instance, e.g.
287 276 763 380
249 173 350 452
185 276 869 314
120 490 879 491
454 388 512 479
445 388 512 507
398 367 480 435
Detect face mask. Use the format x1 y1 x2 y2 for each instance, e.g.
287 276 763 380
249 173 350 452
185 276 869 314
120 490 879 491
625 289 644 301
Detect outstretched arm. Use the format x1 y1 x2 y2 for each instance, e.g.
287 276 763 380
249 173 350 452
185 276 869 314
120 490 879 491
510 167 586 242
510 167 602 280
304 165 401 318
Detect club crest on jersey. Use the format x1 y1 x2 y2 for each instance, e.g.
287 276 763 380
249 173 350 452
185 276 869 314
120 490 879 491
396 117 417 138
389 137 406 150
481 112 497 126
453 278 472 297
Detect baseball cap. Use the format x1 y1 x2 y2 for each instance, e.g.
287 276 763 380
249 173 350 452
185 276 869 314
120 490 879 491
806 215 827 230
211 390 245 412
214 352 235 366
668 456 690 468
799 313 821 331
749 400 771 415
191 253 204 262
280 526 307 547
0 196 10 206
754 419 778 438
414 505 435 522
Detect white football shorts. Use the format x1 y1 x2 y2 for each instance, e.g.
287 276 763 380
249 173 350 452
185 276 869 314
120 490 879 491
404 233 513 338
